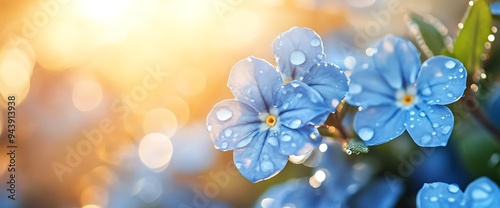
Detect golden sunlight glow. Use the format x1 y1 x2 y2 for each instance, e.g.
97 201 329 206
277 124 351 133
138 133 173 170
224 9 262 47
72 80 103 112
167 0 212 26
175 68 207 96
142 108 178 137
75 0 133 22
82 205 102 208
80 186 108 208
163 95 191 128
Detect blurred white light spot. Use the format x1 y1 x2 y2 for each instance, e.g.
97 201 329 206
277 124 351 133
175 68 206 96
314 170 327 182
143 108 178 137
72 80 103 112
343 56 356 70
261 198 275 208
319 143 328 152
309 176 321 188
133 177 163 203
82 205 101 208
0 59 30 93
138 133 173 170
75 0 132 22
289 152 311 164
492 26 498 33
365 48 376 56
458 23 464 29
168 0 210 26
347 0 377 8
488 34 495 42
469 0 474 6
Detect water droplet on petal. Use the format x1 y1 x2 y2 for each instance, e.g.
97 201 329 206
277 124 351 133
459 68 464 73
442 125 451 134
310 38 321 47
224 129 232 137
448 197 455 202
445 60 456 68
331 99 339 108
207 125 212 131
282 102 289 110
358 127 374 141
296 93 303 98
281 134 292 142
289 119 302 128
235 162 243 169
221 141 229 149
349 84 362 95
421 134 431 144
433 123 439 128
472 189 489 199
290 50 306 65
410 111 416 116
247 57 252 62
419 112 426 117
236 137 252 148
290 82 300 88
267 136 278 146
245 87 252 94
430 196 438 202
260 161 274 172
448 184 460 193
421 87 432 96
309 133 317 140
216 108 232 121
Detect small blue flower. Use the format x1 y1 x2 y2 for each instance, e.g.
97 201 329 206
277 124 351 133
417 177 500 208
273 27 349 112
207 56 330 183
346 35 467 147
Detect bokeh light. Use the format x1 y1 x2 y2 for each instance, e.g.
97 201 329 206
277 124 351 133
174 68 206 96
138 133 173 170
72 80 103 112
142 108 178 137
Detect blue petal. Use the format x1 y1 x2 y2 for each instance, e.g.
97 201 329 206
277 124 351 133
346 68 396 107
233 131 288 183
406 104 454 147
276 81 330 128
417 56 467 105
278 125 321 156
228 56 283 113
273 27 325 81
282 181 341 208
253 178 304 208
464 177 500 208
372 35 421 89
353 104 406 146
299 62 349 112
491 2 500 16
206 100 261 151
416 182 464 208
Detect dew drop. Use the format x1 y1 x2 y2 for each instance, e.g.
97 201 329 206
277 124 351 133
290 82 300 88
290 50 306 65
331 99 340 108
267 136 278 146
421 87 432 96
289 119 302 128
224 129 232 137
245 87 252 94
261 161 274 172
309 133 317 140
296 93 303 98
281 134 292 142
235 162 243 169
448 184 460 193
236 137 252 148
246 57 252 62
358 127 374 141
207 125 212 131
349 84 362 95
282 102 289 110
311 38 321 47
430 196 438 202
419 112 426 117
216 108 232 121
220 141 229 149
459 68 464 73
448 197 455 202
410 111 416 116
447 93 453 98
445 60 456 69
442 125 451 134
433 123 439 128
421 134 431 144
472 189 489 199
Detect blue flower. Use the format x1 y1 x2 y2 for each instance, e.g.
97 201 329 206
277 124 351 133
273 27 349 112
254 141 403 208
346 35 467 147
417 177 500 208
206 56 330 183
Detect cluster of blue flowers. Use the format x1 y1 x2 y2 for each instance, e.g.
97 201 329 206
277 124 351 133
205 26 487 207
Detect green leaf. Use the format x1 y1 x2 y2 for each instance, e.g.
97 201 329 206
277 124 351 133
406 13 450 58
453 0 492 73
343 138 369 155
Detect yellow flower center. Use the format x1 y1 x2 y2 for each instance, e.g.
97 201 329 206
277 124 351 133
402 95 414 105
266 115 277 127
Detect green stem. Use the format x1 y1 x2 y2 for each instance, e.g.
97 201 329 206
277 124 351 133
464 77 500 140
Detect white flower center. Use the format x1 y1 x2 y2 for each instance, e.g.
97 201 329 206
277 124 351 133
395 86 419 109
